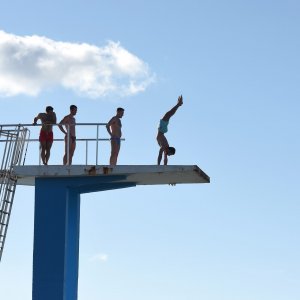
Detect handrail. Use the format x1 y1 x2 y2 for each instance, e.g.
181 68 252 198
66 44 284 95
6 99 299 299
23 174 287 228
0 123 107 127
0 123 124 166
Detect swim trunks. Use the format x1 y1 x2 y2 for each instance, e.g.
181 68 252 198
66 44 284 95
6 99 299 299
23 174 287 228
110 136 121 145
158 119 169 134
39 130 53 142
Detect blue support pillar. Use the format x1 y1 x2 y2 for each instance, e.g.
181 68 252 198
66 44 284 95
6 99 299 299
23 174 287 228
32 176 135 300
33 179 80 300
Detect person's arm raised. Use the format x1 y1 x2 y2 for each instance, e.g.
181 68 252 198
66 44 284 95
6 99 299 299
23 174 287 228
33 113 41 125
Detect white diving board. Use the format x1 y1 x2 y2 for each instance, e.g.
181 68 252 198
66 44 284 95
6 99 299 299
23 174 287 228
13 165 210 186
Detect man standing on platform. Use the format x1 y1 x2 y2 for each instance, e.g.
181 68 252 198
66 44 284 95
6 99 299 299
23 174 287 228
33 106 57 165
58 105 77 165
157 95 183 165
106 107 125 165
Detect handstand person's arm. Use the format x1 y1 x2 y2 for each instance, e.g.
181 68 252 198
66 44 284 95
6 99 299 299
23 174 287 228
157 148 163 165
162 95 183 121
157 148 169 165
163 151 168 165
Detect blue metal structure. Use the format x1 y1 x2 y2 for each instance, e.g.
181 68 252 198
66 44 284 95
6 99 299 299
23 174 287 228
33 176 135 300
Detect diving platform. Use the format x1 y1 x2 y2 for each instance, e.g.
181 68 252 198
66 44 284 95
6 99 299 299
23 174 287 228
23 164 209 300
1 123 210 300
13 164 210 186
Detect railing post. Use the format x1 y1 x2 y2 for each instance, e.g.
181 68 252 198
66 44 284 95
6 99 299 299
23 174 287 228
96 125 99 165
85 140 88 165
38 145 41 166
17 128 28 166
21 129 30 166
67 124 70 165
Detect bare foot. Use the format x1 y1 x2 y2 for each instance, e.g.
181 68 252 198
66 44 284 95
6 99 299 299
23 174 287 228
178 95 183 106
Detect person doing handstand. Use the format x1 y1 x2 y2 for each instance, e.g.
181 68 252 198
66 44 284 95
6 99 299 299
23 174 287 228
157 95 183 165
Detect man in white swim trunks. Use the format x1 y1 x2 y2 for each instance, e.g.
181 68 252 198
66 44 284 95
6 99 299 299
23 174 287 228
58 105 77 165
157 95 183 165
106 107 124 165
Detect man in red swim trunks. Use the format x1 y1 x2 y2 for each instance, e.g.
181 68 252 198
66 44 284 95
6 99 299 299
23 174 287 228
33 106 57 165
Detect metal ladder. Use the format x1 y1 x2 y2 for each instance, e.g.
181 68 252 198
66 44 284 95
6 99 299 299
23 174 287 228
0 125 30 261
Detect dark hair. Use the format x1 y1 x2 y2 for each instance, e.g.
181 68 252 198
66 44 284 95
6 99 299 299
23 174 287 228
46 106 54 112
117 107 124 112
168 147 176 155
70 105 77 110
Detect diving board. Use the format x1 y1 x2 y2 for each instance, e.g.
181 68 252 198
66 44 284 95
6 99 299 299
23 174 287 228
13 164 210 186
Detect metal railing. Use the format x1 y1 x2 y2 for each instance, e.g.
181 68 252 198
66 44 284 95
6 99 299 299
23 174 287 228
0 125 30 261
0 123 120 166
0 123 121 261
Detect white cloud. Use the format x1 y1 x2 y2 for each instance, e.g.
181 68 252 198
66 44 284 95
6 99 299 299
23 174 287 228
0 30 155 98
89 253 108 263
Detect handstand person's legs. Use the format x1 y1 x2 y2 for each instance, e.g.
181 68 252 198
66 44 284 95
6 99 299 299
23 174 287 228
162 95 183 121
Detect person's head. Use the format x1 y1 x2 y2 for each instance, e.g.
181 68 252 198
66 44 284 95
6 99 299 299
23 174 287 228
167 147 176 156
46 106 54 113
70 105 77 116
116 107 124 118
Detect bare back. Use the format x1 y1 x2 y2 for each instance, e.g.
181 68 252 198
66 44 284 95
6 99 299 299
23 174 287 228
107 116 122 138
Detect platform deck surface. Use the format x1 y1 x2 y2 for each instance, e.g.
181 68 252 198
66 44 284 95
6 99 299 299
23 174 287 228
13 165 210 186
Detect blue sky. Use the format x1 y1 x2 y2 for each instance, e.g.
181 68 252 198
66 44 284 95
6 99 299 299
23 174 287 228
0 0 300 299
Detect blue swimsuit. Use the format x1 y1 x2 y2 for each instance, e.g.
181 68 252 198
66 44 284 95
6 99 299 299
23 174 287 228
158 119 169 134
